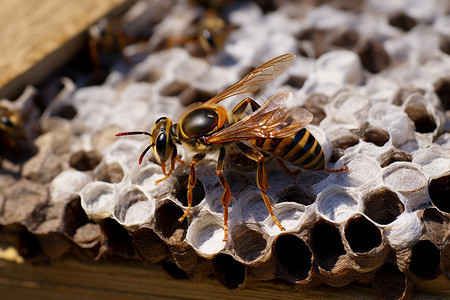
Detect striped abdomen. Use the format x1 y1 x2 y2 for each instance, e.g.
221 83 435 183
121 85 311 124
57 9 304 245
251 128 325 171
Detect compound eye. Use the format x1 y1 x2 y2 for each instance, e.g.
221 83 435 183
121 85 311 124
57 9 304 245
155 132 168 161
1 116 14 128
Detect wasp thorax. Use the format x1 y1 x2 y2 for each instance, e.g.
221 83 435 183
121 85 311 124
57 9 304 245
181 107 219 138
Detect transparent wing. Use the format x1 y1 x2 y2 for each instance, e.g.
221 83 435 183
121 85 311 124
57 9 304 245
205 91 313 144
205 53 296 105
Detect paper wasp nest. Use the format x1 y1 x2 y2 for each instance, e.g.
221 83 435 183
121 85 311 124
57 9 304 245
1 0 449 299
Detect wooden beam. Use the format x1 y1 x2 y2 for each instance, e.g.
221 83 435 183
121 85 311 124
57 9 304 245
0 0 134 99
0 257 448 299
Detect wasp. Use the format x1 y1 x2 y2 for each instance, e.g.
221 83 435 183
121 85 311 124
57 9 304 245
165 9 229 55
0 103 25 156
197 10 228 54
116 53 347 241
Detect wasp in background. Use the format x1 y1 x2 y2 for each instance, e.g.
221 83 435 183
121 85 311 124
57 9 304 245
116 53 347 241
0 102 35 159
165 9 229 55
88 18 130 71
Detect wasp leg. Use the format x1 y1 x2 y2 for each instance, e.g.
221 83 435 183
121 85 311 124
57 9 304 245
156 147 179 185
236 142 286 232
276 157 301 176
216 147 233 241
231 97 261 116
178 153 205 223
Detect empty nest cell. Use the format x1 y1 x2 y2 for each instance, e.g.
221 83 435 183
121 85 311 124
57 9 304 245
409 240 441 280
428 174 450 213
362 187 404 225
213 253 246 289
344 215 382 253
274 234 312 282
310 220 346 272
153 200 188 244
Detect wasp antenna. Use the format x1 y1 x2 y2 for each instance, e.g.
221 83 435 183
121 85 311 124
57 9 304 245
138 144 153 164
115 131 152 137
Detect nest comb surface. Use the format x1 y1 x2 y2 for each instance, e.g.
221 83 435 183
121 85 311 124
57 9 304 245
0 0 449 298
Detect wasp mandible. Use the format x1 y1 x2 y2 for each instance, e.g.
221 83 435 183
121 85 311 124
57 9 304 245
116 53 347 241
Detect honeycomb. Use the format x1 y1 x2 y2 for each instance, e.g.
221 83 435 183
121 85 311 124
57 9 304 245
1 0 449 299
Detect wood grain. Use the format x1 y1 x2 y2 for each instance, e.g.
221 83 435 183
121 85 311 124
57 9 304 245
0 0 133 99
0 257 448 299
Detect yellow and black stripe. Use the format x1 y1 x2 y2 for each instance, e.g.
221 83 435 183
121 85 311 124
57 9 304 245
251 128 325 171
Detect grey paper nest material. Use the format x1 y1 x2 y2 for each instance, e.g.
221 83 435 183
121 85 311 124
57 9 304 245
1 0 450 298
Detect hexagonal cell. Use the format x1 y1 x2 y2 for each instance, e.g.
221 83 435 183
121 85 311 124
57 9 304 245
428 174 450 213
434 77 450 110
413 144 450 178
381 162 429 210
362 187 405 225
113 186 154 227
344 214 390 271
153 200 188 244
409 240 441 280
418 208 450 258
62 196 91 237
358 40 390 74
132 228 169 264
331 29 360 50
310 219 346 272
186 212 225 258
134 68 163 83
404 104 437 133
316 185 358 223
161 261 189 280
273 202 307 233
373 263 412 300
177 86 217 107
159 80 189 97
283 74 306 89
50 170 91 204
274 234 313 283
344 215 382 253
100 218 136 259
213 253 246 289
69 149 102 171
378 148 413 168
302 93 329 126
362 127 390 146
171 174 205 209
234 190 273 225
295 27 328 58
131 164 168 193
388 12 417 32
440 35 450 56
14 225 43 259
80 182 116 221
392 86 425 106
95 162 124 183
331 134 359 150
72 223 101 251
277 185 316 206
231 224 268 264
334 153 381 187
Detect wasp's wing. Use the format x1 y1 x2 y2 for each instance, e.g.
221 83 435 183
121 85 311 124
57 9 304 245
205 91 313 144
205 53 296 105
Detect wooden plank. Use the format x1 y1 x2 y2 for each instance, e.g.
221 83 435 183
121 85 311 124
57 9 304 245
0 257 448 299
0 0 134 99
